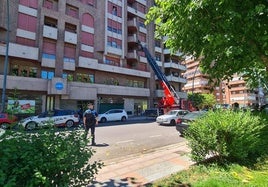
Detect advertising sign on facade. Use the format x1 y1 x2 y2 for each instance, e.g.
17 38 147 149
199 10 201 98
7 100 36 114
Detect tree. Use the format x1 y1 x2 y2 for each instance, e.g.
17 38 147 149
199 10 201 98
188 93 216 109
146 0 268 89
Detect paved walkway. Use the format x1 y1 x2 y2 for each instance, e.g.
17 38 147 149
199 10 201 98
89 141 194 187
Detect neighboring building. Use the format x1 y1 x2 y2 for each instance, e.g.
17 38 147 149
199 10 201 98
0 0 187 117
182 57 264 108
182 56 211 94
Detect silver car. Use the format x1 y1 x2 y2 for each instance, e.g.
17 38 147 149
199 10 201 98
156 109 189 125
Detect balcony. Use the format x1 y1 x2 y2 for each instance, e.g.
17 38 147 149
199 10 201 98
78 56 150 78
127 18 138 32
107 46 123 56
140 56 147 63
63 58 75 71
43 25 58 40
127 50 139 61
164 61 187 71
166 75 187 83
41 53 56 68
127 34 138 44
155 46 162 53
139 26 147 34
64 31 77 44
155 89 188 99
0 42 38 60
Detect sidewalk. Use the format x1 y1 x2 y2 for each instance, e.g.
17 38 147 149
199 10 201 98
89 141 195 187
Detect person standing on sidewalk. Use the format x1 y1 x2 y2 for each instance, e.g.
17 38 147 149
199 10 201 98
83 103 98 146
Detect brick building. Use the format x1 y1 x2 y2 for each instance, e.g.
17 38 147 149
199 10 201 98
0 0 187 117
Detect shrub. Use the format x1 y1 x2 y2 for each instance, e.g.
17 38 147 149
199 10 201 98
185 110 266 164
0 128 103 187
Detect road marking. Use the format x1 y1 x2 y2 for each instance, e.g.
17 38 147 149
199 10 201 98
149 134 162 138
116 139 134 144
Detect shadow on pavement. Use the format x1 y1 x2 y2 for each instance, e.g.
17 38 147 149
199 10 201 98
89 176 144 187
92 143 109 147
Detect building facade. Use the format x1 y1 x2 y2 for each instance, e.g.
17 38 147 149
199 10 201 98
0 0 187 117
182 57 264 108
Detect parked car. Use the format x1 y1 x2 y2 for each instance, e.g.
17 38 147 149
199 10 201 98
176 111 207 135
0 113 18 129
98 109 128 123
156 109 189 126
18 109 79 130
143 108 163 117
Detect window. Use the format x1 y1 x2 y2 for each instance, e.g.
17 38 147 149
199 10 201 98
62 73 74 81
107 37 122 49
108 2 122 17
155 40 161 47
20 0 38 8
112 6 117 16
17 13 37 32
43 0 58 10
16 37 35 47
80 0 95 6
82 13 94 27
43 39 56 55
41 70 54 80
64 43 76 63
155 53 161 61
138 18 146 28
138 33 146 43
44 16 57 28
11 64 38 78
76 73 94 83
81 32 94 46
65 23 77 33
107 19 122 35
66 4 79 18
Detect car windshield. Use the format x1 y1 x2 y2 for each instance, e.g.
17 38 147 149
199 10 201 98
184 112 206 119
166 110 178 115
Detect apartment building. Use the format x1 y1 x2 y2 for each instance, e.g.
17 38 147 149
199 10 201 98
0 0 187 117
182 57 263 108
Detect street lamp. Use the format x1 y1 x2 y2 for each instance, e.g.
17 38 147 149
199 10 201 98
1 0 10 112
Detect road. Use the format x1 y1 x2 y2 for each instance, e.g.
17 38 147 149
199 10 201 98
88 118 185 163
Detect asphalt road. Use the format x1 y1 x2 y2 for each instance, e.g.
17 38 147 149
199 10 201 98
88 117 185 163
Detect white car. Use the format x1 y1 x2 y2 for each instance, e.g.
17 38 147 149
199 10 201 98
18 109 79 130
98 109 128 123
156 109 189 125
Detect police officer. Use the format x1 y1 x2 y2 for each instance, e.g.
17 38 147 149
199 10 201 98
83 103 98 145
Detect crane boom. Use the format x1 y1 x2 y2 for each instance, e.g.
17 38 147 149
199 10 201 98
138 42 180 108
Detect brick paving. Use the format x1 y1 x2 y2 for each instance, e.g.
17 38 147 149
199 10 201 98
88 141 194 187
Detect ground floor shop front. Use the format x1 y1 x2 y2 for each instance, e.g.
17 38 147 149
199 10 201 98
0 76 151 118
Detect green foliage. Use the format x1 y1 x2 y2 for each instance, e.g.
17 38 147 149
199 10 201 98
0 128 103 187
146 0 268 90
185 110 266 163
150 160 268 187
188 93 216 109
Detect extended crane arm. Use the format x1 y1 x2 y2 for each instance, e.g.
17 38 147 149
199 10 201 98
138 42 180 108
